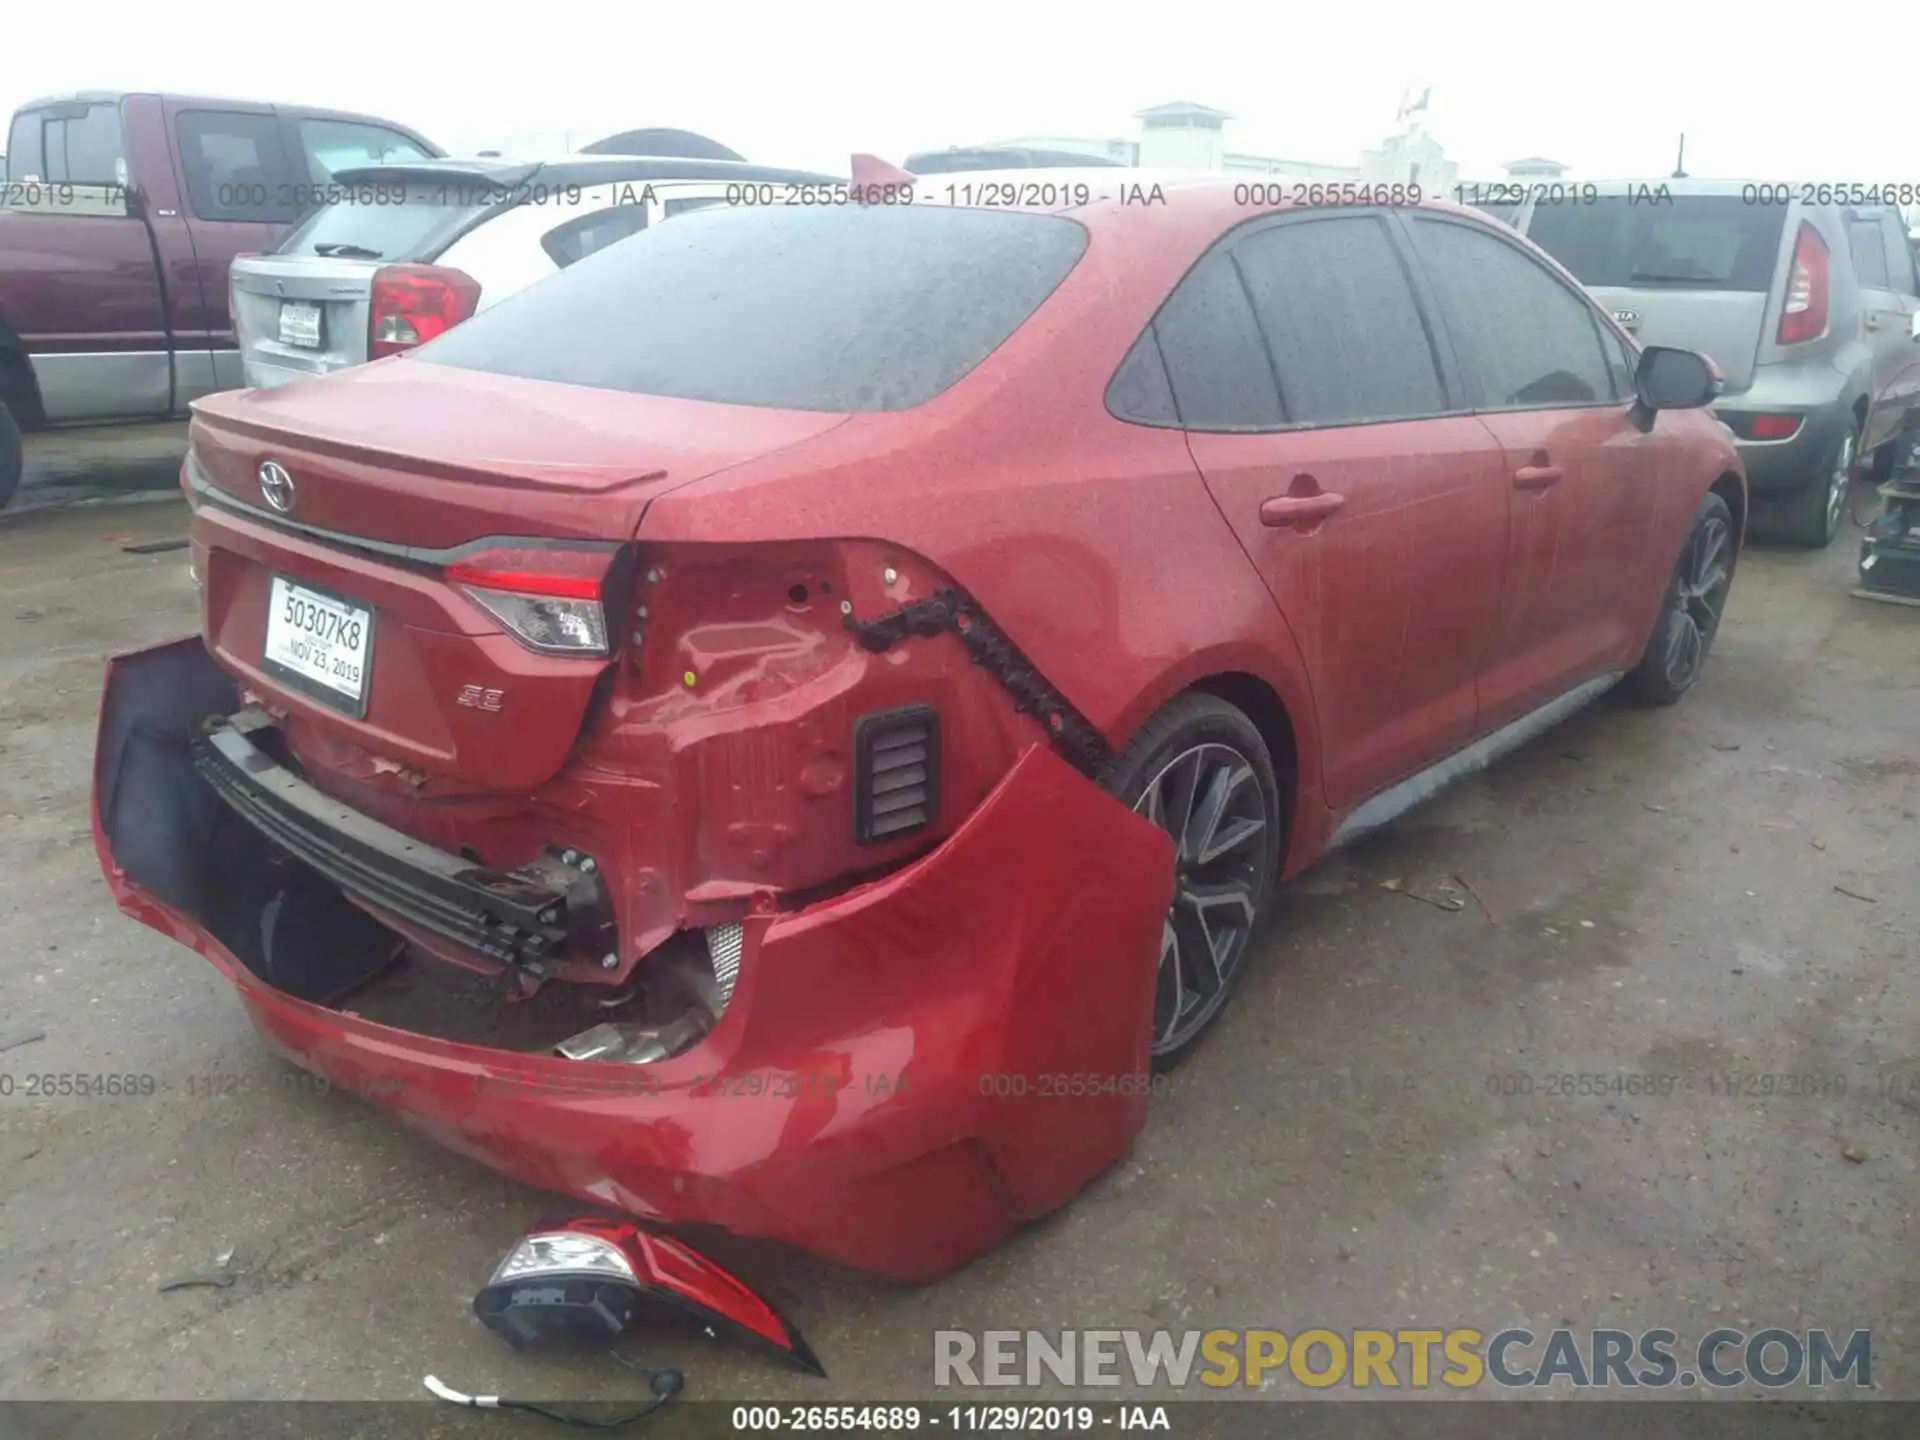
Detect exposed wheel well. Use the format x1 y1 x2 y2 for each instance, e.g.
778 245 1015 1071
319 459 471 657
1709 471 1747 551
1190 671 1298 825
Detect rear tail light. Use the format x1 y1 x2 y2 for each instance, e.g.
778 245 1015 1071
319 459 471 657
369 263 482 358
1777 224 1829 346
445 545 616 656
1748 413 1803 440
853 705 940 843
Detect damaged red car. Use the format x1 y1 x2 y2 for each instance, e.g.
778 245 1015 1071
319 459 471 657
94 179 1745 1281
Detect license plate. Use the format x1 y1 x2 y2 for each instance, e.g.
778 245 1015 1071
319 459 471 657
263 575 374 713
278 300 323 348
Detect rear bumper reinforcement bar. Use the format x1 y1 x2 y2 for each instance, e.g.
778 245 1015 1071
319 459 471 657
192 709 576 968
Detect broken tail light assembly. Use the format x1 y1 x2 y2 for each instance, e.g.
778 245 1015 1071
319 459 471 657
472 1216 823 1374
370 262 482 358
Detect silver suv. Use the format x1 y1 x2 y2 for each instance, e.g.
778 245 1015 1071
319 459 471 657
1514 180 1920 546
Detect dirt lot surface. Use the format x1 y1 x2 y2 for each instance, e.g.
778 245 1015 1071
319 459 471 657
0 429 1914 1419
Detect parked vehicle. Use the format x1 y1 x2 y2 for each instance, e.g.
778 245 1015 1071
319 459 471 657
1511 179 1920 547
232 155 839 390
0 91 440 507
94 179 1741 1281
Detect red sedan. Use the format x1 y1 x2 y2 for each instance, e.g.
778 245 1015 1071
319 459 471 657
93 176 1744 1281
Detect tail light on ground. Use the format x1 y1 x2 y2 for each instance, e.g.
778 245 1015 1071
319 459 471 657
445 544 618 656
369 263 482 358
1778 224 1829 346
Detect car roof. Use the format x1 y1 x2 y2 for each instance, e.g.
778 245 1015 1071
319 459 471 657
331 153 841 189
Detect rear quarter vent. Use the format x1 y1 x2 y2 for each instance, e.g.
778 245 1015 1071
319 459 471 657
853 705 940 844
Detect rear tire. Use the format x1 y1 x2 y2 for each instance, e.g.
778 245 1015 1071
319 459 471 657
1100 693 1281 1069
0 402 21 512
1778 415 1858 548
1625 491 1735 706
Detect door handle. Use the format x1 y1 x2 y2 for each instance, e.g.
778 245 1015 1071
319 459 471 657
1514 464 1564 493
1259 491 1346 527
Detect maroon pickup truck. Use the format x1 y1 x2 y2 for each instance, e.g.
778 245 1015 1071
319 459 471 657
0 92 440 506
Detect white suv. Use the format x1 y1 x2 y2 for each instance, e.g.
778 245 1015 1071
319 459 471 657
231 155 837 389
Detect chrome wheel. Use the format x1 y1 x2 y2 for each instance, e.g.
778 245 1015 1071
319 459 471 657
1662 512 1732 691
1132 742 1271 1056
1827 427 1857 537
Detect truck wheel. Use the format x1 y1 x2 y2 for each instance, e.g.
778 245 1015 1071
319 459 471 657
0 402 22 512
1778 416 1858 548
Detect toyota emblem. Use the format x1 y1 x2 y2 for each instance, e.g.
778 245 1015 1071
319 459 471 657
257 460 296 513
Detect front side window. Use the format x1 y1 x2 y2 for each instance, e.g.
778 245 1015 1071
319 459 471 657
175 110 297 223
1412 216 1615 409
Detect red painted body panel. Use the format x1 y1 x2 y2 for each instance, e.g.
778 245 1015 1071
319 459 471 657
93 665 1173 1281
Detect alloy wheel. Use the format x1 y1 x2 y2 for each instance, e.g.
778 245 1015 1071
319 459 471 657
1827 428 1857 537
1662 512 1732 691
1131 742 1271 1056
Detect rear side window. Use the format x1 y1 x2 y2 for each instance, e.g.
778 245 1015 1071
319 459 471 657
542 203 650 268
176 110 297 222
1412 216 1615 408
1233 216 1446 426
1847 218 1891 289
1150 250 1283 429
271 182 498 260
7 102 125 185
1106 331 1178 425
1525 196 1785 292
418 204 1089 412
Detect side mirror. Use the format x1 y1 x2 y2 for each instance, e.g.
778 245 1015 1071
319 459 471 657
1634 345 1721 413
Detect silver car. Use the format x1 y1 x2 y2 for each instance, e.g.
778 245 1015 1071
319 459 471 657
230 155 837 391
1513 179 1920 546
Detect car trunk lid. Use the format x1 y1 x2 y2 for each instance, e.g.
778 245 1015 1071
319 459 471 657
233 253 385 390
187 361 850 790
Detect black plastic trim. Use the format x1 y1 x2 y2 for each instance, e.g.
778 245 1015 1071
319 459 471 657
852 705 940 845
192 710 572 967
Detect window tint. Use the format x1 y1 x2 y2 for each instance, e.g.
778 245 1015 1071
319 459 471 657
1413 217 1613 409
1106 330 1178 426
271 182 497 260
1151 250 1283 429
542 203 650 268
1233 216 1445 426
1525 196 1785 292
7 103 125 185
295 118 430 182
419 203 1088 412
1849 220 1891 289
176 111 297 222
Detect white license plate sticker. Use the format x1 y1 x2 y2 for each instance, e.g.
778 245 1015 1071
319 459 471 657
278 299 323 348
263 575 373 712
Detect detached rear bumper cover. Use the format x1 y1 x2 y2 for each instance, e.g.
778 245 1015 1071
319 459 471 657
93 638 1174 1281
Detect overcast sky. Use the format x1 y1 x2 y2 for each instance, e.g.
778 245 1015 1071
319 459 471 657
6 2 1914 183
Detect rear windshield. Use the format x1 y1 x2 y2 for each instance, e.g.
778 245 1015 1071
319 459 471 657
1525 196 1786 291
416 203 1090 411
271 182 498 261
